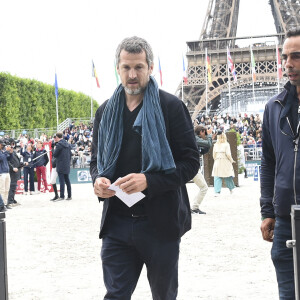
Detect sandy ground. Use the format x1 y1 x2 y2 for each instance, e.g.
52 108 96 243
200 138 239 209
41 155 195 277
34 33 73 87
3 175 278 300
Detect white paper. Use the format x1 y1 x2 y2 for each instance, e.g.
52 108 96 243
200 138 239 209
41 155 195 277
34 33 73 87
108 178 145 207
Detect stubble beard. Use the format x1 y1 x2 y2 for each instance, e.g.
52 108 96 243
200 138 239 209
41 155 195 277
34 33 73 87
123 75 150 95
124 86 143 95
286 69 300 87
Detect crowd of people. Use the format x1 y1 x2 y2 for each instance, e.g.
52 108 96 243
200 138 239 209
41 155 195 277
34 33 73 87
0 113 260 215
194 111 263 153
1 28 299 299
0 121 93 212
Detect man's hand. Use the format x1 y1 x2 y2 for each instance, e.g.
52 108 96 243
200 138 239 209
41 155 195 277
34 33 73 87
13 168 18 172
260 218 275 242
115 173 147 194
94 177 115 198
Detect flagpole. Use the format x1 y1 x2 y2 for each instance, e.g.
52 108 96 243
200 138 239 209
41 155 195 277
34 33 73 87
276 43 280 94
91 61 93 121
250 45 256 102
54 71 59 129
182 54 185 102
90 82 93 121
205 48 208 114
182 79 184 102
227 58 232 115
55 95 59 129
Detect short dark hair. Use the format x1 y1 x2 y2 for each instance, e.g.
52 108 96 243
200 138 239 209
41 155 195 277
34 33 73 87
115 36 153 68
56 132 63 139
194 125 207 136
286 26 300 38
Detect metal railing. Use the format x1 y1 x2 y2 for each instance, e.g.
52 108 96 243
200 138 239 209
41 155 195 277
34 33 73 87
57 118 72 133
244 145 262 161
0 117 94 140
0 128 57 139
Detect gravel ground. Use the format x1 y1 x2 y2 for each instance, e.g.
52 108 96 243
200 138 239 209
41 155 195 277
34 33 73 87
4 175 278 299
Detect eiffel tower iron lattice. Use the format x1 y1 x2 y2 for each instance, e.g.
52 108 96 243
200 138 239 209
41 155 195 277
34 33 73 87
177 0 300 119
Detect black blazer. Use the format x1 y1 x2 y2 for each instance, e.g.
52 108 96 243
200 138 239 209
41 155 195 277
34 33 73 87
90 89 199 241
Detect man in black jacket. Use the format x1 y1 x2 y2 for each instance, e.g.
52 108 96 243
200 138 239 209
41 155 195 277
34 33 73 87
53 132 72 200
90 36 199 300
260 27 300 299
8 139 22 207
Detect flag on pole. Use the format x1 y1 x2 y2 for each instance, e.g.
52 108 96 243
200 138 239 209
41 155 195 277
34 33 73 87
54 72 59 128
227 47 237 82
206 53 212 83
158 57 163 86
114 60 119 86
276 45 283 79
55 73 58 100
250 46 256 82
92 60 100 88
182 56 188 84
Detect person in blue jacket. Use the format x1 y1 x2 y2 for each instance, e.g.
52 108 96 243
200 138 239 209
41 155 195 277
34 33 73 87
260 27 300 299
90 36 199 300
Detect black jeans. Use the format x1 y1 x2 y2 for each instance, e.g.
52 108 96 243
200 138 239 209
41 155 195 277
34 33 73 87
8 172 19 204
57 173 71 198
101 214 180 300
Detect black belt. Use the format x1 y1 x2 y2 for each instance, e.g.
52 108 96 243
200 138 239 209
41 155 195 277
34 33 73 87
131 214 147 218
116 211 147 218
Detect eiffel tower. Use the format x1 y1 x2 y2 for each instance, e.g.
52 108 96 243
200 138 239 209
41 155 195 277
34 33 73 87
178 0 300 120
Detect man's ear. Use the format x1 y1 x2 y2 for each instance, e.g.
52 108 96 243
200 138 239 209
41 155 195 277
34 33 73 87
149 63 154 74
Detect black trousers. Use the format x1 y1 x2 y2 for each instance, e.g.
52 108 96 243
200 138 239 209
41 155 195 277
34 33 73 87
57 172 71 198
101 214 180 300
8 172 19 204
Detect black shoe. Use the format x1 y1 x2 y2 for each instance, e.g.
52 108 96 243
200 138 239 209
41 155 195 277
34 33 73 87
191 209 206 214
0 206 7 212
66 197 72 200
50 195 59 201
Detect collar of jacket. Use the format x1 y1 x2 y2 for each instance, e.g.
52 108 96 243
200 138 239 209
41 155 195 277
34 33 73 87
274 81 299 138
274 81 298 103
272 81 292 105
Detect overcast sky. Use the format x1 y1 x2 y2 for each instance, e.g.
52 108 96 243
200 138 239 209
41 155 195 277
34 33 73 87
0 0 277 105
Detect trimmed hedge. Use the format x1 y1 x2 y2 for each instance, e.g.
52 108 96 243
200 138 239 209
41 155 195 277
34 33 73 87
0 72 99 130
